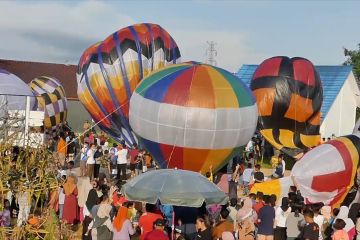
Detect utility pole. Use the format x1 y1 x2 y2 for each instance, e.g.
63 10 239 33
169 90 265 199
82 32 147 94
206 41 217 66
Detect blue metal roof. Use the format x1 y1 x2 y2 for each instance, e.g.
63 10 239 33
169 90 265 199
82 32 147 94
236 64 353 120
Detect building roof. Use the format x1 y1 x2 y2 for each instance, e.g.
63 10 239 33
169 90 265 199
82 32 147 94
0 59 78 100
236 64 353 120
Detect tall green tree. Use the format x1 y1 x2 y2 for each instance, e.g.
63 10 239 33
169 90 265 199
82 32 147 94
344 43 360 80
344 44 360 120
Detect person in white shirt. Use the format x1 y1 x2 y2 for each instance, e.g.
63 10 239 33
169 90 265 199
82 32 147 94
274 197 292 239
116 144 129 180
312 203 325 240
86 144 96 180
58 186 65 219
242 163 254 195
80 143 88 177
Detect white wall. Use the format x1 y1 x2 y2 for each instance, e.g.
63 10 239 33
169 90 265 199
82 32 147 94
320 79 357 138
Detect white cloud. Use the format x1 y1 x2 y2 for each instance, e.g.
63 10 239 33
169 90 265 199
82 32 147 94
0 1 135 63
0 1 266 71
172 29 267 72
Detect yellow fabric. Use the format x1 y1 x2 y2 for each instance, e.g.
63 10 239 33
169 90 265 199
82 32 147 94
279 129 296 148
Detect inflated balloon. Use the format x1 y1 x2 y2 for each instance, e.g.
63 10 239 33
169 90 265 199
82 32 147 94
250 56 323 157
251 134 360 207
77 23 181 146
0 68 36 117
29 76 68 137
129 62 258 172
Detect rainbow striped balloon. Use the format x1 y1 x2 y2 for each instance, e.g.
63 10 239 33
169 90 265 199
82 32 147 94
77 23 181 146
129 62 258 172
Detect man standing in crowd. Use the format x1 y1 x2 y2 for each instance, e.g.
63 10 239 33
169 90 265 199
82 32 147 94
212 208 234 239
300 209 320 240
116 143 129 181
257 195 275 240
86 144 96 180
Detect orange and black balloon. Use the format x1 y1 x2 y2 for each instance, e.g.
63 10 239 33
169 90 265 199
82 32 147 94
250 56 323 157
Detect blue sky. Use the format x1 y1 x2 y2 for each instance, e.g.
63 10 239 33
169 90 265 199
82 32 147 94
0 1 359 72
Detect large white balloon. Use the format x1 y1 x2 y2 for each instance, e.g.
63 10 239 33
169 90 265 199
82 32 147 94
0 68 36 117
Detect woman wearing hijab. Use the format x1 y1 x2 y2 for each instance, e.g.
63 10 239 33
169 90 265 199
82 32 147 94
236 197 258 224
321 206 333 240
274 197 291 240
78 177 92 223
62 174 79 224
113 206 134 240
83 188 99 240
236 208 256 240
90 194 113 240
335 206 356 240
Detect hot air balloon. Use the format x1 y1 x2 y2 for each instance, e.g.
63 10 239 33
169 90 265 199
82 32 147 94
77 23 181 146
29 76 68 137
251 134 360 207
250 56 323 157
129 62 258 172
0 68 36 118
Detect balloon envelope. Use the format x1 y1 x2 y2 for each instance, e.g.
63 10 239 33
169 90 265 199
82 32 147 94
292 134 360 206
29 76 68 136
129 62 258 172
251 134 360 207
77 23 181 145
0 68 36 117
250 56 323 157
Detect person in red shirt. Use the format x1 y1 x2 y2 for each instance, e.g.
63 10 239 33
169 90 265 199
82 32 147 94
253 191 265 214
144 218 169 240
139 204 164 240
129 144 140 178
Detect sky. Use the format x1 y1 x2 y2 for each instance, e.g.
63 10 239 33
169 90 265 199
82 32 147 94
0 0 359 72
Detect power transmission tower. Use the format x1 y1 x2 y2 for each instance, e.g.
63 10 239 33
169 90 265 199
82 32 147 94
206 41 217 66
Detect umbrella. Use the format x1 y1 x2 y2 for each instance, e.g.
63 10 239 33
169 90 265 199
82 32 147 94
121 168 228 207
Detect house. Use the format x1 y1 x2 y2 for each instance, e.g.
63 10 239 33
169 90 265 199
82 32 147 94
236 64 360 138
0 59 90 133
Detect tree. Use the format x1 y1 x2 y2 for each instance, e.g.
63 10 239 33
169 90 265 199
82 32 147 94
344 43 360 81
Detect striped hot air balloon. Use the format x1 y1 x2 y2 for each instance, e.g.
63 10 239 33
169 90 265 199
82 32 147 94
29 76 68 137
250 56 323 157
77 23 181 146
129 62 258 172
251 134 360 207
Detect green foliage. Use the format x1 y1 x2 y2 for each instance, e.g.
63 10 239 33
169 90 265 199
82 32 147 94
344 43 360 80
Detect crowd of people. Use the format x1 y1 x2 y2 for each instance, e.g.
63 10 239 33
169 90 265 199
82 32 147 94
1 121 360 240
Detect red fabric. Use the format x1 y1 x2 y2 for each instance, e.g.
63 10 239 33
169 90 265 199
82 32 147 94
253 57 282 79
62 187 79 224
139 212 163 240
144 229 169 240
112 192 128 206
312 140 352 192
253 201 264 214
129 149 140 164
293 59 316 87
79 207 84 222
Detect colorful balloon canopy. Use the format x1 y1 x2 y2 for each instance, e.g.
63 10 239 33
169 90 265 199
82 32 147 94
0 68 36 118
129 62 258 172
29 76 68 136
250 56 323 157
77 23 181 146
251 134 360 207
